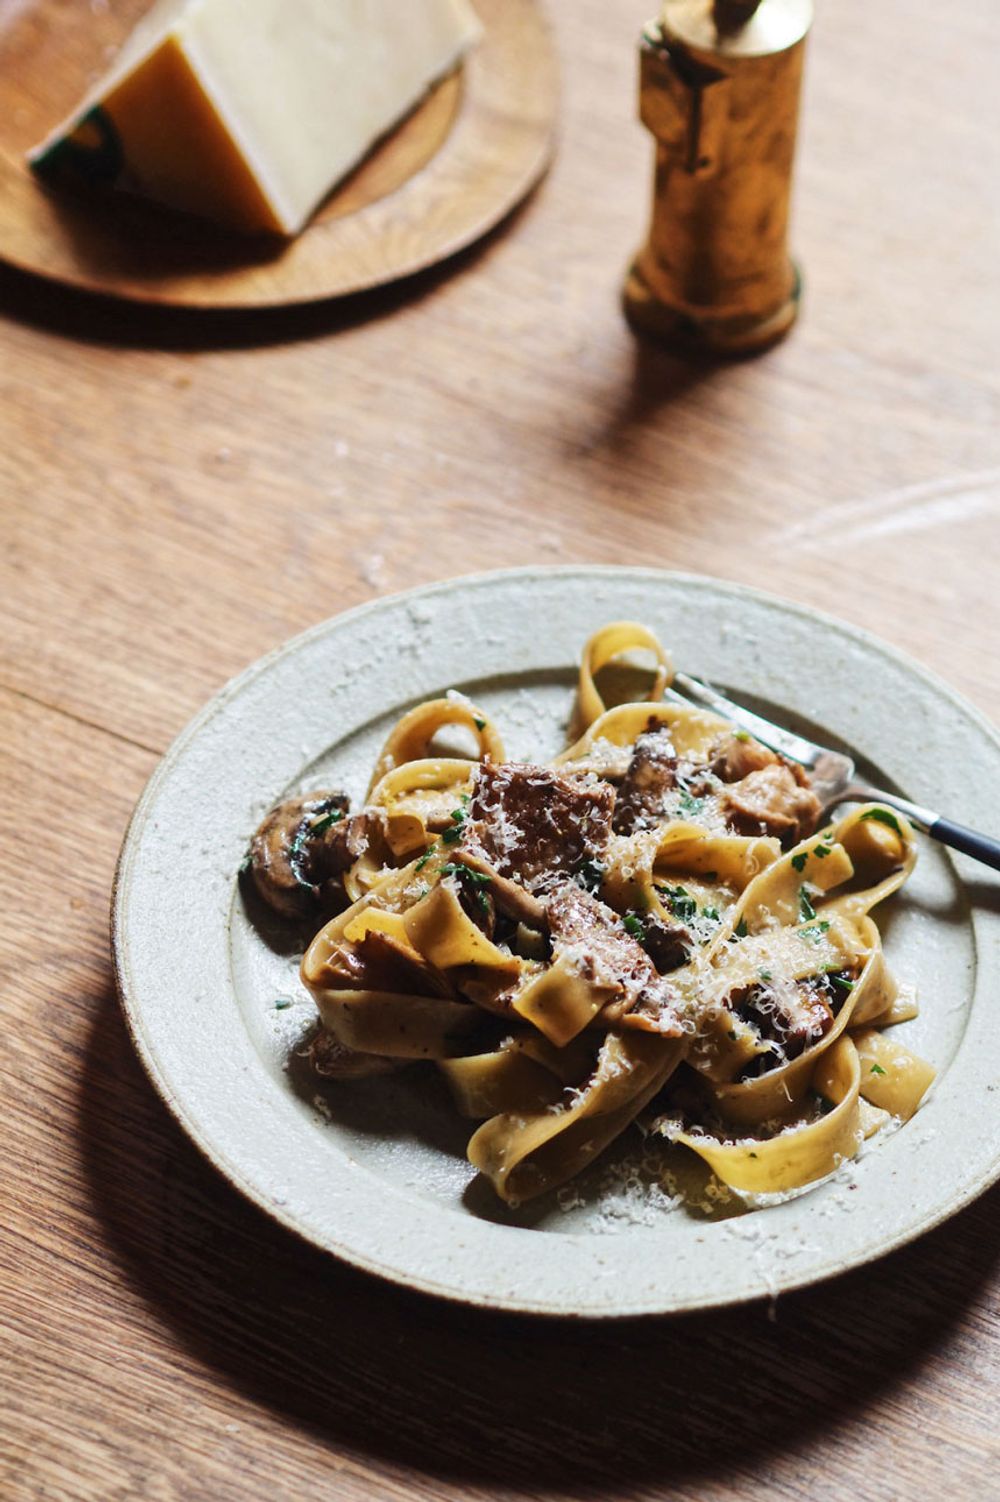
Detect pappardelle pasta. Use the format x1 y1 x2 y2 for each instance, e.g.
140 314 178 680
247 623 934 1206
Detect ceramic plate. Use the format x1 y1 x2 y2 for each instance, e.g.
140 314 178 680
0 0 555 307
113 567 1000 1317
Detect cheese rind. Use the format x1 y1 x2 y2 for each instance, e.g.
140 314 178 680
29 0 481 235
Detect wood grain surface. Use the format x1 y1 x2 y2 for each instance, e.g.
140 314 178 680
2 0 1000 1499
0 0 556 305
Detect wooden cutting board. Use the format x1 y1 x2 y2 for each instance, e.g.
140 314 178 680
0 0 557 307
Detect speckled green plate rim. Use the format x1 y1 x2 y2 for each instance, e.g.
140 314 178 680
112 566 1000 1318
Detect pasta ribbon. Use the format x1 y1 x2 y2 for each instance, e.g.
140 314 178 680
556 701 725 769
440 1033 594 1118
512 952 618 1046
853 1026 935 1119
577 621 673 730
314 988 485 1059
665 1035 864 1195
287 624 933 1207
467 1031 686 1204
367 758 477 858
367 698 504 795
403 881 521 978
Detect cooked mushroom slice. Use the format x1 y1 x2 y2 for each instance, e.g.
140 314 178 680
613 727 678 833
733 975 835 1078
709 731 779 783
719 762 822 847
543 881 683 1033
636 911 692 973
339 928 454 997
247 790 350 919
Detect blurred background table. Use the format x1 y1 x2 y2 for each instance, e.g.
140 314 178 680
3 1 999 1498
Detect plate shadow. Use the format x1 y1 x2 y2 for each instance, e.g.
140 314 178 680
81 976 1000 1497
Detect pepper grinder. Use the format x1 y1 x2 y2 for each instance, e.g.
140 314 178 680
623 0 813 355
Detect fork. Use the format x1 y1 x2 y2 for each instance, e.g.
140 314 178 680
666 671 1000 874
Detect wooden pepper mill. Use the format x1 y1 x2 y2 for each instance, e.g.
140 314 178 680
624 0 813 355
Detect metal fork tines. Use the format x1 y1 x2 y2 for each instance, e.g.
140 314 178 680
665 671 1000 875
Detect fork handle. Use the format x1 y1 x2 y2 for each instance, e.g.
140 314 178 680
926 816 1000 874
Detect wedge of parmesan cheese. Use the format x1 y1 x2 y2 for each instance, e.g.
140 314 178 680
28 0 481 235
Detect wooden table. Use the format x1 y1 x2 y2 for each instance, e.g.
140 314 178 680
3 1 999 1497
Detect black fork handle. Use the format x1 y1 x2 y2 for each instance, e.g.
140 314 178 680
928 817 1000 875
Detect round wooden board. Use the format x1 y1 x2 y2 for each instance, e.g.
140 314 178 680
0 0 556 308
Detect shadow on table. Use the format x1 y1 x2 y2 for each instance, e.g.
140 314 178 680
555 337 727 491
608 338 723 432
0 184 537 355
81 980 1000 1497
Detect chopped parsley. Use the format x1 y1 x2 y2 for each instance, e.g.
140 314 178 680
869 1062 887 1077
800 920 831 942
679 789 705 816
441 861 491 911
665 885 697 922
623 913 645 940
441 863 490 885
274 996 293 1011
758 969 773 981
442 802 471 845
793 842 831 873
576 859 606 892
415 844 439 870
289 805 345 872
828 970 854 993
473 717 486 731
734 918 748 939
702 906 720 923
308 809 344 837
799 887 817 921
861 807 902 835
